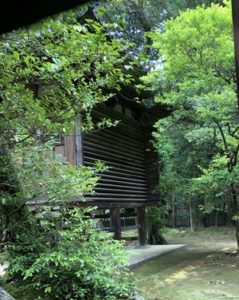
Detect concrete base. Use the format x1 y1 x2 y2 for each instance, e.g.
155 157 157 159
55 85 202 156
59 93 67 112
134 244 151 250
126 244 185 267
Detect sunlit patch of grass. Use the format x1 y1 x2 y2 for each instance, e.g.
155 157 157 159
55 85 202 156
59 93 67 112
165 265 197 285
121 228 138 238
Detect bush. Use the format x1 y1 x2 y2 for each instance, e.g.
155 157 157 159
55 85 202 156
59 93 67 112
7 208 137 300
147 206 167 245
2 146 138 299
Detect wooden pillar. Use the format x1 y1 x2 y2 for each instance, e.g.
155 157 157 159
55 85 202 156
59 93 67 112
137 206 147 246
74 116 84 166
110 208 121 240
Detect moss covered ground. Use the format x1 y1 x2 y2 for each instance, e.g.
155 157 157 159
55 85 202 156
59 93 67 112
134 227 239 300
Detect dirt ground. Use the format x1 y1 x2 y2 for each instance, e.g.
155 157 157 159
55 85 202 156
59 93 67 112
134 227 239 300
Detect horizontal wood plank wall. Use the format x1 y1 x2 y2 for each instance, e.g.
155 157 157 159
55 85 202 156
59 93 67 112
53 104 160 208
83 105 148 206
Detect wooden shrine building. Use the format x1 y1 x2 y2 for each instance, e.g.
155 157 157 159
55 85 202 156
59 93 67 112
54 95 167 246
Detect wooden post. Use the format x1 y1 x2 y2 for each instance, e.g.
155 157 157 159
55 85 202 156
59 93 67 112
74 117 83 166
110 208 121 240
189 199 194 231
137 206 147 246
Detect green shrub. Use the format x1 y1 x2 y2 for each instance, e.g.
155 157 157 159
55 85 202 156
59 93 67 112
7 208 137 300
147 206 167 245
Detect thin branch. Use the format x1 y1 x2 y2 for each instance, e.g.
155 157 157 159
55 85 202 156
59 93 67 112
216 121 229 153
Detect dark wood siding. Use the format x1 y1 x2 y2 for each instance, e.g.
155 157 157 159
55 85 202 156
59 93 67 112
55 135 76 165
83 105 148 205
54 103 160 208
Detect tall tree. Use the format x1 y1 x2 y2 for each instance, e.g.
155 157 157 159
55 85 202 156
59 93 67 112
100 0 222 59
142 1 239 244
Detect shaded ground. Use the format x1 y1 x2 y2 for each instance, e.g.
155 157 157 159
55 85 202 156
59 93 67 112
126 244 185 267
134 227 239 300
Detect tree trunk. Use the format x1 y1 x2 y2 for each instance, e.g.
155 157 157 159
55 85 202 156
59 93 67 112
215 209 219 227
230 184 239 248
235 221 239 248
189 199 194 231
202 198 208 228
172 194 176 228
0 228 3 252
227 198 235 226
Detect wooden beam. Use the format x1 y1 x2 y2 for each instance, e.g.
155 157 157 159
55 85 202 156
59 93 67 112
232 0 239 109
74 117 84 166
110 208 121 240
137 207 147 246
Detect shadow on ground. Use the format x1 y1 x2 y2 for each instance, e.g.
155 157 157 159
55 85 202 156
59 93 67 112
134 227 239 300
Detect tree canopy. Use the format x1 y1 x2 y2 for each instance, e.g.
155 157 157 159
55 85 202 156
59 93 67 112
142 0 239 243
0 10 131 148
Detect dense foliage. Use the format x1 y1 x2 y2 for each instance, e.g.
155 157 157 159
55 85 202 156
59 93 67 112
101 0 222 62
0 6 131 238
6 209 136 300
142 1 239 244
0 5 131 240
0 10 131 147
1 0 238 298
0 6 138 299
